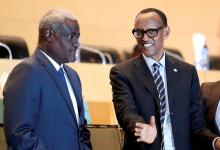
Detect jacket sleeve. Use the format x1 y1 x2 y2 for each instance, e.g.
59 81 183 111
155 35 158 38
79 120 92 150
3 63 46 150
110 66 145 138
190 67 217 149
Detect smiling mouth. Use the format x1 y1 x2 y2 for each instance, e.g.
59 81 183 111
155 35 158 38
144 43 153 48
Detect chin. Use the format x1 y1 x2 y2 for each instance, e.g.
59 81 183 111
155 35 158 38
68 57 76 63
142 49 155 57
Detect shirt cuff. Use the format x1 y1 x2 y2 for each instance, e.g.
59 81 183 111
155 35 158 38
213 137 220 150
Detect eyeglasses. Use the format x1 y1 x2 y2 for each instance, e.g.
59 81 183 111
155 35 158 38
132 26 164 39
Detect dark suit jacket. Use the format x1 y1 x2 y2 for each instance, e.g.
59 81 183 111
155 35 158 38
201 81 220 135
110 54 217 150
3 49 92 150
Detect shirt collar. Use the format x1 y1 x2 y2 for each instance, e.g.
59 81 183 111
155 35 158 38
40 50 63 71
142 51 166 71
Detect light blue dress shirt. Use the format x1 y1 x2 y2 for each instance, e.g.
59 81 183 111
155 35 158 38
143 52 175 150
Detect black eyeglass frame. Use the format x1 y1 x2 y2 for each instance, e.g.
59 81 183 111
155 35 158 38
132 26 164 39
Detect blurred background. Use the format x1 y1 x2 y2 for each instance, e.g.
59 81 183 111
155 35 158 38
0 0 220 64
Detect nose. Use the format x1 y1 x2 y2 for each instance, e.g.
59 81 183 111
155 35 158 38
142 33 150 41
72 38 79 48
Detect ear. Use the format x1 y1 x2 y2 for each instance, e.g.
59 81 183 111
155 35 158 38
163 26 170 40
44 27 54 41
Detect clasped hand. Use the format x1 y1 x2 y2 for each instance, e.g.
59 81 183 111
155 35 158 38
134 116 157 143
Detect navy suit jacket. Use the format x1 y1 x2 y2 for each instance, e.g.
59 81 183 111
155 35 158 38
110 54 217 150
3 49 92 150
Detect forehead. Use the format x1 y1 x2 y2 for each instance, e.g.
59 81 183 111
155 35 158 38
134 12 163 29
60 18 80 33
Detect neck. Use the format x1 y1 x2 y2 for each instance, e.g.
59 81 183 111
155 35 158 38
151 52 164 62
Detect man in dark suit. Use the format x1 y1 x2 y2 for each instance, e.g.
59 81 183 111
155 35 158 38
110 8 220 150
192 81 220 150
201 81 220 135
3 9 92 150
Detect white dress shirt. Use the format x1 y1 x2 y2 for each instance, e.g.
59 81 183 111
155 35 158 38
143 52 175 150
41 50 80 125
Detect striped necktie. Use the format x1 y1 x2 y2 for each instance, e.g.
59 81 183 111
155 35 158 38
152 63 166 150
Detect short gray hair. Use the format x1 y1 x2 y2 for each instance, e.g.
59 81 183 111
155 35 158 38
39 8 77 33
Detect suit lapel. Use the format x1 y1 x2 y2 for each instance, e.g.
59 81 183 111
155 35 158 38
133 55 160 109
34 49 78 125
165 55 179 111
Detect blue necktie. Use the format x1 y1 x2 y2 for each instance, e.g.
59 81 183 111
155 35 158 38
58 67 67 84
57 67 79 124
152 63 166 150
57 67 71 98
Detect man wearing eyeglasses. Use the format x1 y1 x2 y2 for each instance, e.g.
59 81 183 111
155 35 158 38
110 8 220 150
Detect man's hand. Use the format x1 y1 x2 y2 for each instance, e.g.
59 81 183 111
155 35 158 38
134 116 157 144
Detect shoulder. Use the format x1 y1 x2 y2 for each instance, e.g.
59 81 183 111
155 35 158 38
5 55 45 90
4 56 41 94
109 57 141 83
111 57 137 73
10 56 40 76
167 54 196 72
201 80 220 91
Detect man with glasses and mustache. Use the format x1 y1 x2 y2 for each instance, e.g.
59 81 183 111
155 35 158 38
110 8 220 150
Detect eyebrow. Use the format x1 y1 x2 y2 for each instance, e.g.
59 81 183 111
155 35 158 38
135 26 163 30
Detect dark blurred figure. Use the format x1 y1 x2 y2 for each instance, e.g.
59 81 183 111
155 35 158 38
193 81 220 150
201 81 220 135
209 56 220 70
0 35 29 59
